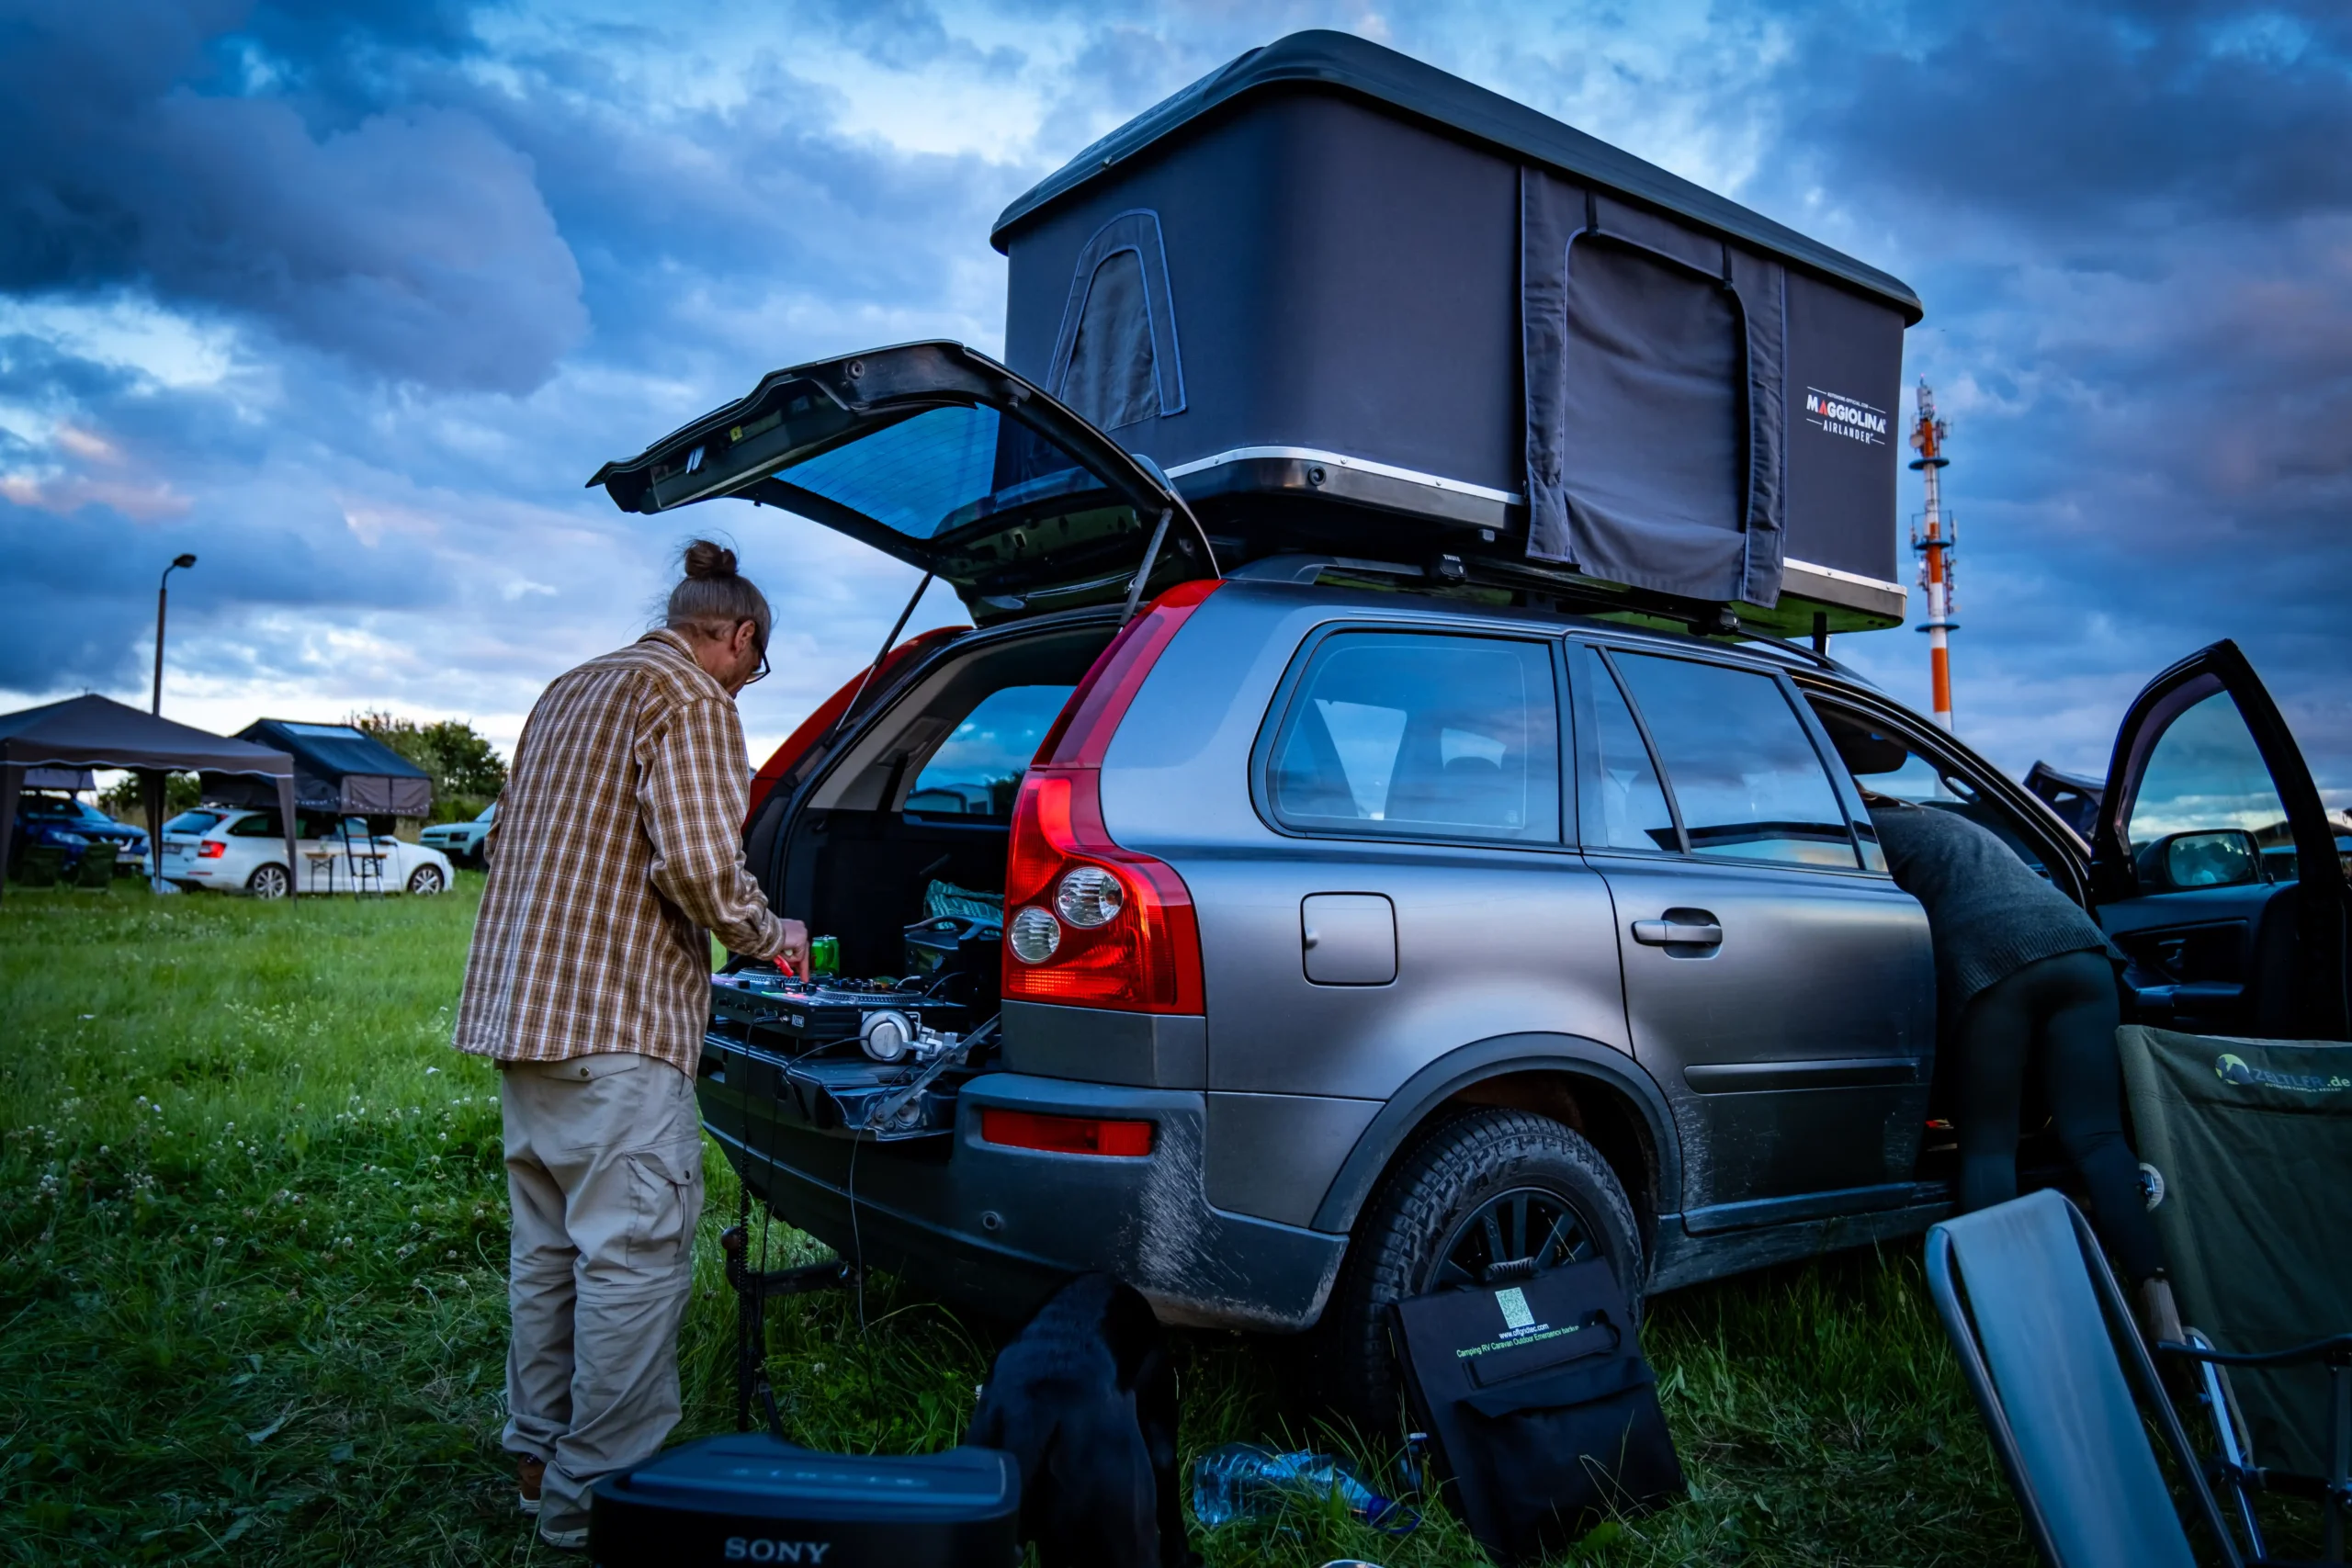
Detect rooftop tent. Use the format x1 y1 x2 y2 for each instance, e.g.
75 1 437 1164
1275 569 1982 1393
991 30 1924 633
211 719 433 818
0 694 297 899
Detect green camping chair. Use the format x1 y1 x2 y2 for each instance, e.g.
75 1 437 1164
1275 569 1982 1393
15 842 65 887
73 840 119 888
2120 1025 2352 1562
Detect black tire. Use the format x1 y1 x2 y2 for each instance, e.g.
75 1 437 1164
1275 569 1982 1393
246 863 291 899
407 864 446 896
1315 1108 1644 1432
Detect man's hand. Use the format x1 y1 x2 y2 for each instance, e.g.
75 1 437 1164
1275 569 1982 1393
773 918 812 980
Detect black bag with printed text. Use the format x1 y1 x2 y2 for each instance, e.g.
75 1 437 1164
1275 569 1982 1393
1391 1259 1684 1563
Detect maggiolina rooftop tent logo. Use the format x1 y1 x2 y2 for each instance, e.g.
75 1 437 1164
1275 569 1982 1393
1804 388 1889 446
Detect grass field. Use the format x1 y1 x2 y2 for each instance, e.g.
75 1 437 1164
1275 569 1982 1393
1 880 2038 1565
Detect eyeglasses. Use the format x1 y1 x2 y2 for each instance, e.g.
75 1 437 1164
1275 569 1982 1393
742 623 770 686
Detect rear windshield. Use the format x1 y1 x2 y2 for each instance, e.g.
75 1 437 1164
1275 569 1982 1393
774 405 1130 545
164 811 224 835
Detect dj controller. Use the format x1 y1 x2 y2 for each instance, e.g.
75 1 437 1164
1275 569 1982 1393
706 914 1002 1142
710 970 971 1058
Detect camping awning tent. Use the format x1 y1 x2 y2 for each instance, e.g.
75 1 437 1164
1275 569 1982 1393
209 719 433 819
0 694 297 901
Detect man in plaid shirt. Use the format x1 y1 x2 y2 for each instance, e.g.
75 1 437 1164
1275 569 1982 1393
456 541 808 1549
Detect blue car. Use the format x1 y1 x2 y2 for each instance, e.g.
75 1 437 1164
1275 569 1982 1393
7 793 149 876
418 799 497 868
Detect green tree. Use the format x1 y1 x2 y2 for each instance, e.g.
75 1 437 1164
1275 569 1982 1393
349 714 509 823
97 772 201 823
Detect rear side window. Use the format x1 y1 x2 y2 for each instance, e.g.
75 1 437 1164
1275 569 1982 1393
1267 633 1560 844
908 683 1075 818
227 815 281 838
1608 651 1858 868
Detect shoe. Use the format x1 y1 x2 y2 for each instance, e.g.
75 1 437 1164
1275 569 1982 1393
518 1455 546 1516
538 1517 590 1553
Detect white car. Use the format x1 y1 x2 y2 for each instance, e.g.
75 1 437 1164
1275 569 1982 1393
157 808 455 897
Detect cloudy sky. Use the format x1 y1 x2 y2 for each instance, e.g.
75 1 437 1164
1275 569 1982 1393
3 0 2346 804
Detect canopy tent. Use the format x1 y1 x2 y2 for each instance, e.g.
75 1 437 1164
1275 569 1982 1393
209 719 432 819
0 695 296 902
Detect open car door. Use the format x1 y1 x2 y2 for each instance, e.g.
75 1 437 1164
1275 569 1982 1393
2092 639 2348 1040
590 341 1215 624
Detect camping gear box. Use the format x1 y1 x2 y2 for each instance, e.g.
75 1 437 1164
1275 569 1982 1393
993 32 1921 632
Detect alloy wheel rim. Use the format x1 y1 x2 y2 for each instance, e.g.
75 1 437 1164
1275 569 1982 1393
1429 1184 1597 1292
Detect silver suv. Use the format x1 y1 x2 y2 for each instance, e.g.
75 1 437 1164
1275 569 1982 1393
594 343 2346 1421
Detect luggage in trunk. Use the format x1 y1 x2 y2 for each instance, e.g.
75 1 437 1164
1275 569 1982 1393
993 30 1922 633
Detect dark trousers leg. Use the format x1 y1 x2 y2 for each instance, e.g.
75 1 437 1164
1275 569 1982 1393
1952 971 2035 1214
2033 952 2166 1282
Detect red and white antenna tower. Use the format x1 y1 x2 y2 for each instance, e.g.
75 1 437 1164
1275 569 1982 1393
1909 380 1958 730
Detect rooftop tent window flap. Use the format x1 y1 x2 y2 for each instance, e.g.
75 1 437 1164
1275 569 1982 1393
1521 168 1788 607
1046 209 1187 432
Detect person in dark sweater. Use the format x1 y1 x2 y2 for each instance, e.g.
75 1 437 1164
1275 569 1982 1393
1867 797 2175 1331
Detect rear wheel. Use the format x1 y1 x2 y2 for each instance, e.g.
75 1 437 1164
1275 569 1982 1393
1316 1108 1644 1432
407 865 446 896
246 863 291 899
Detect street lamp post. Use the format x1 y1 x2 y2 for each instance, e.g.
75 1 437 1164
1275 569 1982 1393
153 553 197 716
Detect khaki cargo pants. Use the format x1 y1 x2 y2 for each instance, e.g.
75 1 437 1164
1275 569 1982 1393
500 1052 705 1537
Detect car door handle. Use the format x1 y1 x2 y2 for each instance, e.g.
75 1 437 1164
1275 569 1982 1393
1632 915 1723 948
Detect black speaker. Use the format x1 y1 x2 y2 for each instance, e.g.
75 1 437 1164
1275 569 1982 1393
588 1435 1021 1566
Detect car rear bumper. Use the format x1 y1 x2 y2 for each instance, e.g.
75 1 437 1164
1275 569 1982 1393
698 1050 1346 1331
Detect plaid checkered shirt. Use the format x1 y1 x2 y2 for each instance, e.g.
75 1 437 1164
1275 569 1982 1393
453 628 785 1074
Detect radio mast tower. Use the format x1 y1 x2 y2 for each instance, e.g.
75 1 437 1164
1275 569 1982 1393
1909 380 1958 730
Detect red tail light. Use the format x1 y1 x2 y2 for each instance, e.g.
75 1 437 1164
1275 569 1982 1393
1001 580 1220 1015
198 840 227 859
1001 769 1204 1011
1035 578 1223 769
981 1108 1154 1156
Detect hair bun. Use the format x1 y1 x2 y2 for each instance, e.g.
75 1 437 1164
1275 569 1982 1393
682 539 738 581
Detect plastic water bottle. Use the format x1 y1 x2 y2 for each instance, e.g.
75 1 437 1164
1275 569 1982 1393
1189 1443 1413 1530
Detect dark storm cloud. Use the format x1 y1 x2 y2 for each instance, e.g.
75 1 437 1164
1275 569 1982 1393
0 0 1030 735
1774 2 2352 236
0 0 584 394
1725 0 2352 790
467 56 1009 348
802 0 989 71
0 486 445 696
